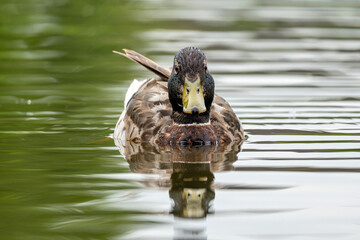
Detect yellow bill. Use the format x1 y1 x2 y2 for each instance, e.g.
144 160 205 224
182 188 205 218
182 77 206 114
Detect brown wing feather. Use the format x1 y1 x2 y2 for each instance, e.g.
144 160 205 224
211 95 245 142
114 78 173 144
113 49 171 80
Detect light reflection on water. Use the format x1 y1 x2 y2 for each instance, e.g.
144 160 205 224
0 0 360 239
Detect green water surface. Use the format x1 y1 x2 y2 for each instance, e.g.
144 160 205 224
1 0 360 239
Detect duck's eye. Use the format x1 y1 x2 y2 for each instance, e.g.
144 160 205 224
186 88 190 94
196 87 200 94
174 66 180 74
204 65 208 71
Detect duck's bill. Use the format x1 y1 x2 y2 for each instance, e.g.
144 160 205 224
182 78 206 114
182 188 206 218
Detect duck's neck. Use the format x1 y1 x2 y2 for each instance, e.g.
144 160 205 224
172 111 210 124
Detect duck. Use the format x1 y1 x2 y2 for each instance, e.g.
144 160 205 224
113 47 244 146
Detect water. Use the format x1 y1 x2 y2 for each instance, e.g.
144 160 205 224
1 0 360 239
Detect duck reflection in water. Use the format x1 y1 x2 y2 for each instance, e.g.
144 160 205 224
170 162 215 218
115 139 243 239
115 138 243 217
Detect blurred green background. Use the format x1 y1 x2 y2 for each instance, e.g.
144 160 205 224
0 1 147 239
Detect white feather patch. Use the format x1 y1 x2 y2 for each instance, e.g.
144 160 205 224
176 121 211 127
124 79 146 109
149 93 166 102
213 103 225 113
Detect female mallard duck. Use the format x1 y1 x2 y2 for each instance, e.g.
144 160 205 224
113 47 244 146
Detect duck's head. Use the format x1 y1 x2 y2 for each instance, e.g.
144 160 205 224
168 47 214 124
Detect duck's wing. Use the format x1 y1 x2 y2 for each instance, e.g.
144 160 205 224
211 94 245 142
113 49 171 81
114 78 173 145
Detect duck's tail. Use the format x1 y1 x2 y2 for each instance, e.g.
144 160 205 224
113 49 171 81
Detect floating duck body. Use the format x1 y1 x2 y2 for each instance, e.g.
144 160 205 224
114 47 244 146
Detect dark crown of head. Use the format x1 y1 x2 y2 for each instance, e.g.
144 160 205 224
174 47 206 73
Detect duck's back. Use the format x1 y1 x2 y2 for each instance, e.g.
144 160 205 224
114 78 173 144
114 78 244 146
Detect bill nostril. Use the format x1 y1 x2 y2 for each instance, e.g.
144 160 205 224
192 107 199 115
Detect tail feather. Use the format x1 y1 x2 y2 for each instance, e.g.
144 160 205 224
113 49 171 81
